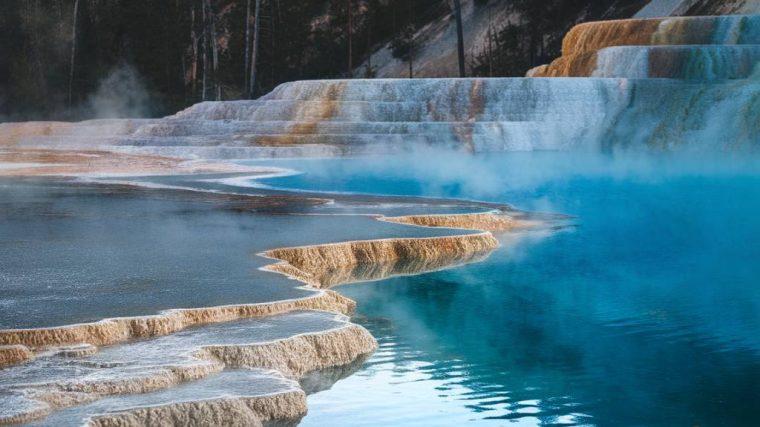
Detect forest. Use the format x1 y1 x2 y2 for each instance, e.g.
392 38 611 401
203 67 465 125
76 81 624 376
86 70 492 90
0 0 645 120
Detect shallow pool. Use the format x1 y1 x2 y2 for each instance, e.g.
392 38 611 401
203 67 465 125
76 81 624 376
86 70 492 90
0 178 472 329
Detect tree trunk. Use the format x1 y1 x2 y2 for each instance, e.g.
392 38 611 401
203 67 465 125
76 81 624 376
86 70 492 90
487 20 493 77
248 0 261 98
164 12 171 98
68 0 79 108
191 5 198 98
408 1 413 79
270 0 276 87
243 0 251 93
452 0 465 77
347 0 352 76
201 0 208 100
205 0 219 100
181 50 187 103
366 5 372 77
408 46 413 78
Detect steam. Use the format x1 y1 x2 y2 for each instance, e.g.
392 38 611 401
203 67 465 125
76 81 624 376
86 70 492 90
245 144 760 218
84 64 151 119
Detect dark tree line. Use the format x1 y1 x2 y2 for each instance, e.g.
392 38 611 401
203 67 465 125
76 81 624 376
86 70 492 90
0 0 646 120
0 0 454 120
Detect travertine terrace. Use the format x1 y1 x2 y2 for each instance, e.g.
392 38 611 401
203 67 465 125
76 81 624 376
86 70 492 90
530 15 760 78
263 232 500 289
0 177 527 425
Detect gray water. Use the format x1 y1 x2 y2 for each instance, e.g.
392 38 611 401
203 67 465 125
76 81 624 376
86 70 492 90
0 178 472 329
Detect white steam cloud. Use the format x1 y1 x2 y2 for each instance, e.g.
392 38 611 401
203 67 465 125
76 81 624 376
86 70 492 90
84 64 151 119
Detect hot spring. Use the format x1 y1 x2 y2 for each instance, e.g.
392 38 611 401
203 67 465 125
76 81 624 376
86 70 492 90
2 11 759 425
237 152 760 426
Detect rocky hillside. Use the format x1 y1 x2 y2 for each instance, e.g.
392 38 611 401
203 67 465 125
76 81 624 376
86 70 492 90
361 0 760 79
357 0 650 78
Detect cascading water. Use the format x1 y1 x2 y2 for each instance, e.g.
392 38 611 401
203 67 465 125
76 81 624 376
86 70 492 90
104 15 754 154
593 45 760 79
125 76 758 154
601 73 760 149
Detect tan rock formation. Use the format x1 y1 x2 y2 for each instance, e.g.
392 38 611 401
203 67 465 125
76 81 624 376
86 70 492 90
266 249 492 289
562 18 664 56
263 233 499 289
0 344 34 368
0 148 259 177
0 122 77 146
530 52 599 78
0 290 354 349
88 391 307 427
2 324 375 425
0 119 149 146
33 362 223 407
54 343 99 358
0 175 531 425
257 82 346 147
382 212 537 232
531 15 760 77
199 324 377 378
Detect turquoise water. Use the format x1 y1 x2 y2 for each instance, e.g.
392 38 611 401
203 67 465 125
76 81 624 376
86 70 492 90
263 153 760 426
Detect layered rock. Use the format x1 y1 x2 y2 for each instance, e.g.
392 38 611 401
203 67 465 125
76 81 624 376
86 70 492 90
561 15 760 57
531 15 760 78
382 212 537 232
199 324 377 379
5 69 759 157
88 391 307 427
112 78 630 155
263 233 499 289
0 119 152 146
1 314 376 425
0 202 524 425
0 345 33 368
0 290 354 349
592 45 760 79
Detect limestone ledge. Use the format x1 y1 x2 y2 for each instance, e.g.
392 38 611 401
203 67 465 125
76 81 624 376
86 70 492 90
0 291 354 349
263 232 500 289
382 211 538 232
530 15 760 77
199 324 377 379
0 202 531 426
561 15 759 57
0 324 376 426
0 213 507 425
88 391 307 427
0 345 34 368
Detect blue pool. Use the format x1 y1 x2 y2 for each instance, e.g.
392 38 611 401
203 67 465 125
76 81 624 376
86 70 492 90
251 152 760 426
